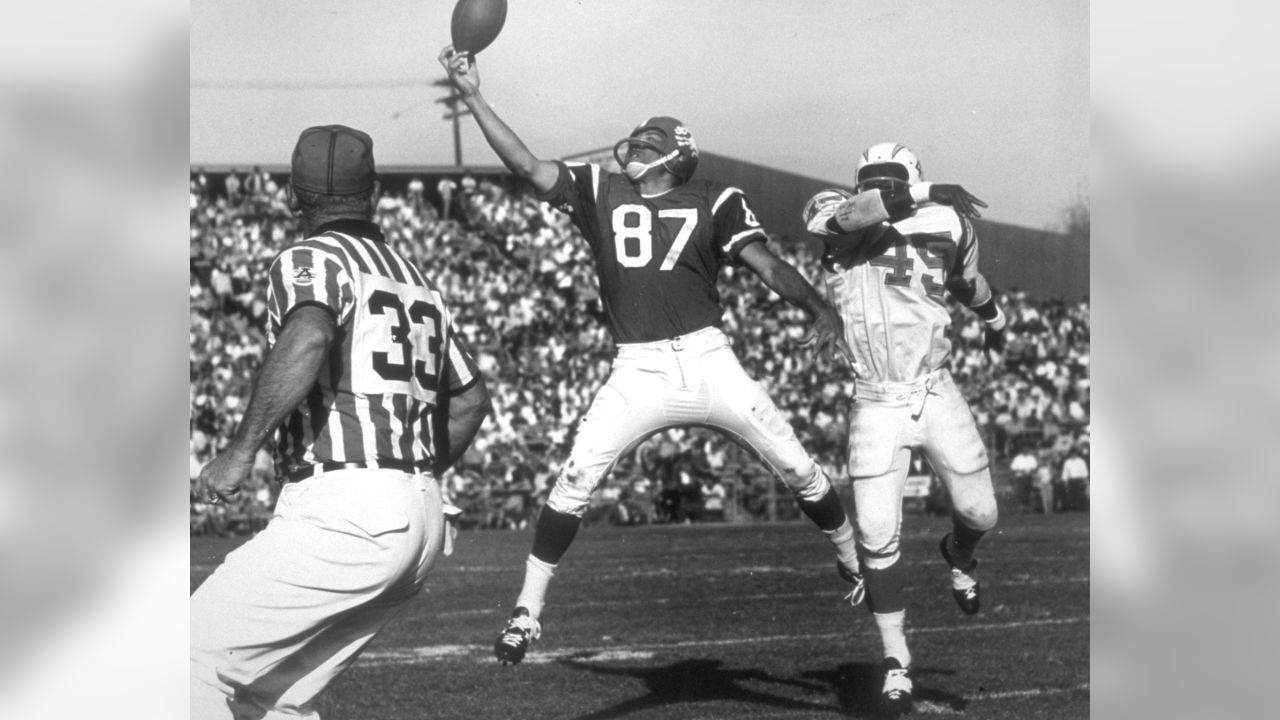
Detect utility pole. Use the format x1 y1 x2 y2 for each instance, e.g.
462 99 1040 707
432 78 472 167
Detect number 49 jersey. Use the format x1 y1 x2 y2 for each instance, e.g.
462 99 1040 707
539 161 767 344
810 203 987 384
265 219 480 472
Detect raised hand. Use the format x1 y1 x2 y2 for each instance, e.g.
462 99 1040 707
928 184 988 219
438 45 480 98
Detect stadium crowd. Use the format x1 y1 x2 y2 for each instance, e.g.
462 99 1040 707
190 170 1090 535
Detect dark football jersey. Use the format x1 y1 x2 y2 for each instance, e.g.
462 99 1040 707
539 161 768 343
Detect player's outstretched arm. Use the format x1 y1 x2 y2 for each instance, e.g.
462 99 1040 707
438 46 559 194
923 183 987 219
804 183 987 241
738 242 854 366
198 306 337 502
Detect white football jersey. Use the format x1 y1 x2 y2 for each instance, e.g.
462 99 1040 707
810 202 990 384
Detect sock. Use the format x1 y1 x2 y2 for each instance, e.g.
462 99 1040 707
863 559 907 614
530 506 581 565
796 489 860 574
796 486 848 532
514 556 556 619
515 507 582 620
825 518 861 575
873 610 911 668
948 518 986 570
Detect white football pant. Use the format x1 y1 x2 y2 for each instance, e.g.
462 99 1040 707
190 469 445 720
846 369 998 569
546 326 832 516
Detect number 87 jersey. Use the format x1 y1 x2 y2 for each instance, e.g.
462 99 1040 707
265 220 481 471
806 195 988 385
539 161 769 344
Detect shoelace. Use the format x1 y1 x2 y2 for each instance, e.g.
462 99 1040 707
842 578 866 607
950 567 978 591
884 668 912 696
505 615 542 641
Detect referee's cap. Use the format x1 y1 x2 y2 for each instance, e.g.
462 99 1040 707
290 124 376 195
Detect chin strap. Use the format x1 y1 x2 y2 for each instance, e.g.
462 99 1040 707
623 149 680 180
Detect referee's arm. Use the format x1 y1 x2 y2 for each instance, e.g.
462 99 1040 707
433 377 492 476
227 305 337 460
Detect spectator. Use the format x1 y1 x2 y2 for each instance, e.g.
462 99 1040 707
1009 445 1039 514
437 175 457 219
1061 448 1090 511
224 167 241 201
701 479 727 522
1033 453 1056 514
189 176 1090 535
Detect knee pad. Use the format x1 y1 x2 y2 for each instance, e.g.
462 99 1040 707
856 522 901 570
779 459 831 504
947 467 998 531
545 461 598 517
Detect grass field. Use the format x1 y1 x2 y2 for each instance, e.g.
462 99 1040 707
191 511 1089 719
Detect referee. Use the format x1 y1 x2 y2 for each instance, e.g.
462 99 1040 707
191 125 491 720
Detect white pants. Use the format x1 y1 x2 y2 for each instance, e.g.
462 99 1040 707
190 469 445 719
547 326 831 516
846 370 997 568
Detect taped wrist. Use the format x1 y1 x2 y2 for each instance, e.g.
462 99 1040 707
910 182 934 204
826 192 892 233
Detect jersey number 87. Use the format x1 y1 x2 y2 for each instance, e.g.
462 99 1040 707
612 204 698 271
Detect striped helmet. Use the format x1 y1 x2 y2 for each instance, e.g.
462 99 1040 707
855 142 922 193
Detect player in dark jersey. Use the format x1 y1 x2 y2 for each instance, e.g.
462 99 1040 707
440 47 866 665
192 125 492 719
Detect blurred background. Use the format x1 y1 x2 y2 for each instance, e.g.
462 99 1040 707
1 0 1278 718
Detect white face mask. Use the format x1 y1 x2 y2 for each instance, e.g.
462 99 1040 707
624 160 658 180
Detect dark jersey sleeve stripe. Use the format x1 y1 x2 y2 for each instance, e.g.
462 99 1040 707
368 241 410 285
323 232 375 276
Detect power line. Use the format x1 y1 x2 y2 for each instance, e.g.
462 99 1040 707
192 78 435 90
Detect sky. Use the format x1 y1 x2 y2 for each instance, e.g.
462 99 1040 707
192 0 1088 231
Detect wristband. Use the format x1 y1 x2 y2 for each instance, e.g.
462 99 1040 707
910 182 933 204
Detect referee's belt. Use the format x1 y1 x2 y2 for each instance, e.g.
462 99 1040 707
285 459 431 484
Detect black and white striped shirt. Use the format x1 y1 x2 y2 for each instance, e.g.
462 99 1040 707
266 219 479 472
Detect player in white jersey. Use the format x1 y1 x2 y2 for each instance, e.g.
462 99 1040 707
802 142 1003 718
191 125 492 720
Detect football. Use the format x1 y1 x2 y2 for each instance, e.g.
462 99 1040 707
450 0 508 55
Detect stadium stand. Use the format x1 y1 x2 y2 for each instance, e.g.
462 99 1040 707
190 170 1089 534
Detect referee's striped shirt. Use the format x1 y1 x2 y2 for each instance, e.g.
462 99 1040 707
266 218 480 473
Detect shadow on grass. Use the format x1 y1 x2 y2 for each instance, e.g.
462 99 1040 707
802 662 968 717
557 655 841 719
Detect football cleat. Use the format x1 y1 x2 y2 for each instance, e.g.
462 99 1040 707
836 560 866 607
939 534 981 615
493 606 541 665
880 657 914 717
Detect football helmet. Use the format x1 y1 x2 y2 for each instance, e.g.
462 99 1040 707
801 188 853 227
612 116 699 182
855 142 923 193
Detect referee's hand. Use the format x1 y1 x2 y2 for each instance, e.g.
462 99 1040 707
198 447 254 504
